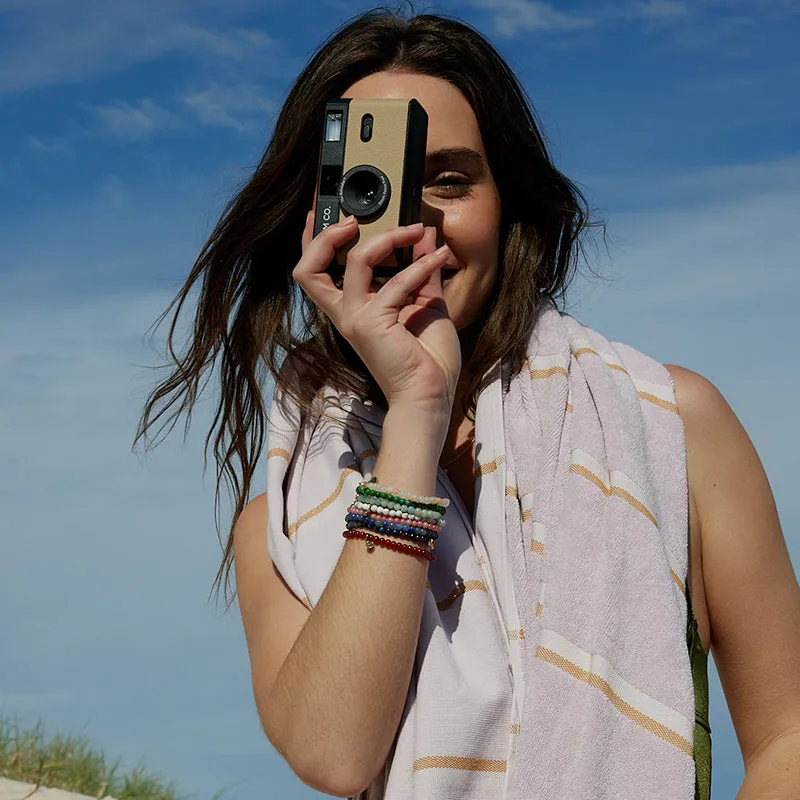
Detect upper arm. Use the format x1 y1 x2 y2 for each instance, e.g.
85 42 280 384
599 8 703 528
233 493 311 743
667 365 800 763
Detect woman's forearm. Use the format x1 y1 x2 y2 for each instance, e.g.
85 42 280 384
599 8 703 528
266 402 450 797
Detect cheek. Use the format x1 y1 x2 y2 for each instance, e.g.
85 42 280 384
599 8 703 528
442 198 501 273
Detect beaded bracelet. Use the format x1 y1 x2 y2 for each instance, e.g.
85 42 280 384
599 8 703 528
343 528 436 561
357 481 448 516
347 506 441 533
346 479 448 561
345 515 438 545
352 498 445 525
363 477 450 510
345 511 439 538
345 525 435 553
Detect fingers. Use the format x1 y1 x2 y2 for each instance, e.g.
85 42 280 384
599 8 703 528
294 216 441 325
293 214 359 312
374 244 451 309
412 225 437 262
301 210 315 251
341 223 427 301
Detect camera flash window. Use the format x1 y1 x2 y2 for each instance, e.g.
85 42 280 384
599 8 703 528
325 112 343 142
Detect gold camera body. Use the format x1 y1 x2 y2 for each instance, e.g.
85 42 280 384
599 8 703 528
313 98 428 278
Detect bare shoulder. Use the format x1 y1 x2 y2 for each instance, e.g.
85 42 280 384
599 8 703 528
664 363 780 527
664 363 730 434
665 363 800 764
233 493 311 739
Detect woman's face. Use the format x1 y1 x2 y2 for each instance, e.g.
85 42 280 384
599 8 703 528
342 70 502 331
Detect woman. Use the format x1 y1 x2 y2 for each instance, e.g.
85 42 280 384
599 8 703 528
136 9 800 800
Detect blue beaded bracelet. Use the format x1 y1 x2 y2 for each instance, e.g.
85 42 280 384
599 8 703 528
345 514 438 543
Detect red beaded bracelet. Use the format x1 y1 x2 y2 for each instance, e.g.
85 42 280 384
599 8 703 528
343 528 436 561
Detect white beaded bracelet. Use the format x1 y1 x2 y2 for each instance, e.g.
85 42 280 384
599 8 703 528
352 500 446 527
364 479 450 509
353 498 445 522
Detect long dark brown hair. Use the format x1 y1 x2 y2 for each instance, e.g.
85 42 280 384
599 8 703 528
134 6 597 608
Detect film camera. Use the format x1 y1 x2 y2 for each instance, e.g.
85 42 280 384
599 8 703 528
313 98 428 279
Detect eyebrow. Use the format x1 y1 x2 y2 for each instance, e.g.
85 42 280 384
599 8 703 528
425 147 485 173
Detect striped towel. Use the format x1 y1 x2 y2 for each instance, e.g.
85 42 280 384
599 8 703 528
265 301 695 799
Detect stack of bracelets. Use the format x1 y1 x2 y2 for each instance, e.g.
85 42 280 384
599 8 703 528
343 477 449 562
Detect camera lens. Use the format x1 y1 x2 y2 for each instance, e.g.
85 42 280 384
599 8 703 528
339 165 391 221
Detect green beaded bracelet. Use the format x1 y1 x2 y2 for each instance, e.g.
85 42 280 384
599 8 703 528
357 481 448 515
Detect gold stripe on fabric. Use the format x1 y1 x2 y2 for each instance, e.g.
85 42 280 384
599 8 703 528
267 447 291 461
476 455 505 476
566 403 574 413
301 596 312 611
670 569 686 595
413 756 507 773
477 555 486 567
505 485 518 498
528 365 568 379
531 539 545 555
287 466 356 538
610 486 658 528
536 646 693 757
638 391 680 415
574 348 629 375
522 509 534 522
569 464 659 529
536 602 544 617
508 628 525 640
435 579 489 612
569 463 611 496
286 448 377 539
510 723 521 735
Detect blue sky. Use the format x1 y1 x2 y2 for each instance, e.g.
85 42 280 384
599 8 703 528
0 1 798 798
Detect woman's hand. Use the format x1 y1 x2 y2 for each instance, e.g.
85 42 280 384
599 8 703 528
292 212 462 414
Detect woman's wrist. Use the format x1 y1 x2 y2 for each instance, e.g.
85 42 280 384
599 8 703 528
383 402 451 451
374 403 451 497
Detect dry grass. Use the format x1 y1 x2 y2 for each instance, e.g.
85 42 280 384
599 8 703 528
0 715 226 800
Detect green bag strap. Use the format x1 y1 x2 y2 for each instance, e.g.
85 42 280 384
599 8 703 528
686 585 712 800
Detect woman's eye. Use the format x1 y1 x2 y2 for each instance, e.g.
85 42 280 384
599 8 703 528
425 173 474 197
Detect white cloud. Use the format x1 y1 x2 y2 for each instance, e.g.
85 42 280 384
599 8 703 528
89 98 180 139
181 83 275 131
166 24 275 60
26 134 74 155
0 0 277 94
634 0 689 18
463 0 596 36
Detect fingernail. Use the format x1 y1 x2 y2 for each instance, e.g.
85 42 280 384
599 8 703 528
340 215 357 225
409 222 424 229
435 244 450 255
